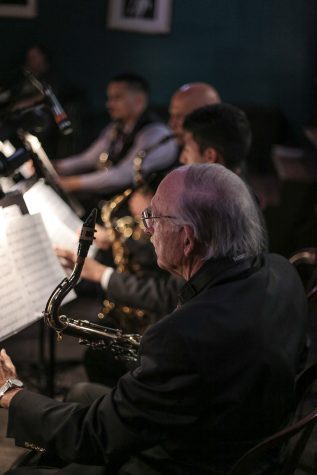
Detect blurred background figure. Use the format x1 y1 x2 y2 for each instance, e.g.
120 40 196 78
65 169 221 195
55 73 178 211
169 82 221 144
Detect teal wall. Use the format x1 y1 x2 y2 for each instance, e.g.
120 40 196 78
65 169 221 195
0 0 316 127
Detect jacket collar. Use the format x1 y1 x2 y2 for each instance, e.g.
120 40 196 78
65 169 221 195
178 255 262 306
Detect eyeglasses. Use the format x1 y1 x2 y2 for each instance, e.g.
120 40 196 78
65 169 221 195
141 206 177 230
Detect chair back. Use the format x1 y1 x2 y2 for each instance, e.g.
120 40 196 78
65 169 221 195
229 363 317 475
229 409 317 475
295 362 317 407
289 248 317 267
289 247 317 300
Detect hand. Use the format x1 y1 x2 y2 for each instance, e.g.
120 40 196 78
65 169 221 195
56 175 82 192
0 349 22 409
94 224 115 250
21 159 36 178
53 159 64 174
55 248 107 283
55 247 76 271
0 349 17 387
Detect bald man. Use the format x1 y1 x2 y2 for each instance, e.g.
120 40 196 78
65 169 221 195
168 82 221 144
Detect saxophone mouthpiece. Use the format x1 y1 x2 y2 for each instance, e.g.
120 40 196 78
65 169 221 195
77 208 97 257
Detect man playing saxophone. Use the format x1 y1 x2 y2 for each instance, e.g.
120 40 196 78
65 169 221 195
55 102 255 386
0 163 307 475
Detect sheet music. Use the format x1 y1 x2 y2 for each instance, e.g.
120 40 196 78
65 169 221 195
0 242 34 340
5 213 76 313
23 180 97 256
0 213 76 341
0 210 34 341
2 204 22 220
0 209 6 242
24 180 82 230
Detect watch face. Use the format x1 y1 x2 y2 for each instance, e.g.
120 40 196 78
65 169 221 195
9 378 23 388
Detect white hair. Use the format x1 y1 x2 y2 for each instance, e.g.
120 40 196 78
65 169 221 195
178 164 266 259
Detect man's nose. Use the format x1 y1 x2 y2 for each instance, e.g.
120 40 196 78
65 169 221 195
145 225 154 236
144 221 155 235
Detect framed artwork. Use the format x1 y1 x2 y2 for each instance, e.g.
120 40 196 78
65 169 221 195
107 0 172 34
0 0 37 18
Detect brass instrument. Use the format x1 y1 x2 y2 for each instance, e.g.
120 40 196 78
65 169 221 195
98 152 147 321
98 123 119 170
98 134 175 324
44 209 140 362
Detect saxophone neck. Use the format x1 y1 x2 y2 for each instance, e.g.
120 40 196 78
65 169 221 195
44 209 97 332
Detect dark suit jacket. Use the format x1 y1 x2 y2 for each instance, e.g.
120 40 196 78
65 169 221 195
107 272 184 316
7 254 307 475
104 233 184 318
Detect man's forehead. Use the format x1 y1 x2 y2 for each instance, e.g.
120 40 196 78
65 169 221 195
152 171 185 209
107 82 132 94
170 93 193 113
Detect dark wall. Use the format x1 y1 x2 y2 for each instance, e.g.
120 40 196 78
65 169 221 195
0 0 316 127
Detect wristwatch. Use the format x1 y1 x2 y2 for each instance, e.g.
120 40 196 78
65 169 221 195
0 378 24 398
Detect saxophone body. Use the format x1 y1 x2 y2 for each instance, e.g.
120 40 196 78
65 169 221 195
44 209 140 362
98 148 153 328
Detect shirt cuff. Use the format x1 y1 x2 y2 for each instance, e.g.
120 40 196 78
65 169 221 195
101 267 115 290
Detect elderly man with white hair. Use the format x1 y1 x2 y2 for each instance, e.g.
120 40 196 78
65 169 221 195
1 164 307 475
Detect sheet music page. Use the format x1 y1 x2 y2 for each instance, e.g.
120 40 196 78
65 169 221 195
24 180 82 228
23 180 97 256
0 210 34 341
2 204 22 220
5 213 76 315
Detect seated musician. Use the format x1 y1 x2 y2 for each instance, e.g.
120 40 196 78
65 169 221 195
55 73 178 197
55 103 258 387
0 163 307 474
55 83 223 323
56 103 253 318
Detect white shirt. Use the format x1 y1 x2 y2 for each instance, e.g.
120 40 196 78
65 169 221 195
58 122 178 194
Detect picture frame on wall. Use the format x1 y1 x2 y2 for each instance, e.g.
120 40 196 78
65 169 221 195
0 0 37 18
107 0 172 34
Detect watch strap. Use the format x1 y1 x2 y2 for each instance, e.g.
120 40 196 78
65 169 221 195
0 380 12 398
0 378 23 399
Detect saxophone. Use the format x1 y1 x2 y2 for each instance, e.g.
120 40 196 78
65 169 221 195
44 209 140 362
98 134 175 325
97 123 120 169
98 152 146 322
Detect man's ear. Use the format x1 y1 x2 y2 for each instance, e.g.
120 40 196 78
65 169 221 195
203 147 224 165
183 225 195 257
134 91 147 109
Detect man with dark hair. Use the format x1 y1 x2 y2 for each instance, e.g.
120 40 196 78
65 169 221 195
56 103 254 318
181 103 251 176
0 164 307 475
55 73 177 195
109 72 150 95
